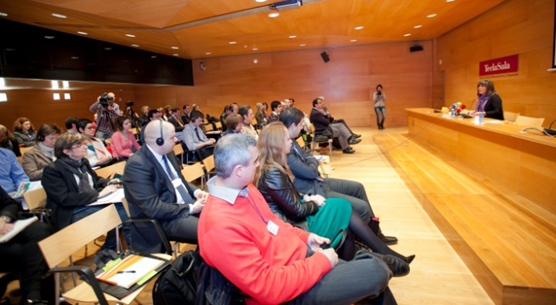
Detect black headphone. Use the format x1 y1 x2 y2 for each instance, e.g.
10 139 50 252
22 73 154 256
156 120 164 146
37 133 45 142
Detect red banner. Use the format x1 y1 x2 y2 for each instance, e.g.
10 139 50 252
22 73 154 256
479 54 519 76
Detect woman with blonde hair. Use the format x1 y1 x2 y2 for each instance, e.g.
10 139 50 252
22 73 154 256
0 124 21 156
13 117 37 147
255 122 414 275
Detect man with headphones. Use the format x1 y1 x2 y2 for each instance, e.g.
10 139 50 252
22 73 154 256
123 120 207 253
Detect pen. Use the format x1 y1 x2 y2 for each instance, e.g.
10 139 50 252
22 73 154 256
117 271 136 274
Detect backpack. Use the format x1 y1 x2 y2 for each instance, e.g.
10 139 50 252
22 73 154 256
153 250 202 305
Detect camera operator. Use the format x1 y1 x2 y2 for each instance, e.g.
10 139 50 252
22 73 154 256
89 92 121 140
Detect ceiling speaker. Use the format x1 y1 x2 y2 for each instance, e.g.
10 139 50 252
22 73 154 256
321 52 330 63
410 45 424 52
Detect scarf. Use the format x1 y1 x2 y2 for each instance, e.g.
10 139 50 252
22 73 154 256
57 156 94 193
38 142 55 160
476 95 490 112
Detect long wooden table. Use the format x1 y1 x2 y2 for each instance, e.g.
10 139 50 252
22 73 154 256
406 108 556 214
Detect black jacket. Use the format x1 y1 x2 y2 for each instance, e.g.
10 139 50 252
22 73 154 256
42 159 108 229
309 108 333 135
257 166 319 231
483 94 504 120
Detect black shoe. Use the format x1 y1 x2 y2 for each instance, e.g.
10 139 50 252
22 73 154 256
342 148 355 154
352 134 361 138
379 254 410 277
378 233 398 245
348 138 361 145
405 254 416 264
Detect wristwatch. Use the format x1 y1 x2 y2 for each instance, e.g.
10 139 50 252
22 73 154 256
2 215 11 223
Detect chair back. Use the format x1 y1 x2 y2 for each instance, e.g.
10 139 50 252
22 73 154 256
38 205 121 269
503 111 519 122
202 155 215 173
181 163 206 189
214 121 222 130
173 143 184 156
94 160 126 179
515 115 545 128
205 124 214 132
296 137 305 148
20 146 33 155
23 187 47 210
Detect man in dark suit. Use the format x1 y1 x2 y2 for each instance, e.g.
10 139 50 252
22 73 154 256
181 104 191 125
280 107 398 245
310 97 358 154
123 120 206 253
167 107 185 132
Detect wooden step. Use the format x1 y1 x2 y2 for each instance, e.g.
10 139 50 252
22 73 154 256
374 133 556 304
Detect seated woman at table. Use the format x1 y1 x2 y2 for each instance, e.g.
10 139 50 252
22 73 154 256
111 116 141 160
22 124 62 181
469 79 504 120
13 117 37 147
76 118 113 167
42 132 129 250
255 122 414 275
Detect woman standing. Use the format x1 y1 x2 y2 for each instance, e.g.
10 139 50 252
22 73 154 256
0 124 21 157
373 84 386 130
22 124 62 181
111 117 141 160
42 132 129 249
255 122 413 275
77 118 113 167
13 117 37 147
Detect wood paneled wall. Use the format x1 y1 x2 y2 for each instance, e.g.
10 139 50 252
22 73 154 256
434 0 556 127
134 41 434 128
0 84 137 131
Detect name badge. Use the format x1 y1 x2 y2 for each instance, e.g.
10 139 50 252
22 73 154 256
267 220 279 236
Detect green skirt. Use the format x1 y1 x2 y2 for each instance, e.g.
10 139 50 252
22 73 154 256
306 198 352 248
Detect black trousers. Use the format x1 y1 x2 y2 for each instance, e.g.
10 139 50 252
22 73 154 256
0 221 52 301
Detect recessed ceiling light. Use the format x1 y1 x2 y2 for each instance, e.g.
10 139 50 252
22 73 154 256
131 44 139 47
414 25 422 29
355 26 364 30
252 47 258 51
268 12 280 18
151 55 157 58
77 31 88 35
427 13 437 18
44 36 55 39
229 41 237 45
350 39 357 42
173 54 179 56
206 52 212 55
255 0 267 2
300 44 306 47
126 34 135 38
71 56 79 59
404 33 411 37
446 0 455 2
171 46 179 49
52 13 66 19
104 47 112 51
289 35 297 38
0 12 8 17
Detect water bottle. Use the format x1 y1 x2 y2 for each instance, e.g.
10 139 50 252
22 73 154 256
479 111 484 125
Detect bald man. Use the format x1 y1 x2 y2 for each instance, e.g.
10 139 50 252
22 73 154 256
123 120 207 253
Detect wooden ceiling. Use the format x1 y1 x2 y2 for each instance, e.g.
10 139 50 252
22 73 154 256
0 0 506 60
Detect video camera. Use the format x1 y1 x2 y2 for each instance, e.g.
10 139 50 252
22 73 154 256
99 92 113 109
126 100 134 107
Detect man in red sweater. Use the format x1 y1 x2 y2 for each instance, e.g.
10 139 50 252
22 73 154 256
198 134 395 305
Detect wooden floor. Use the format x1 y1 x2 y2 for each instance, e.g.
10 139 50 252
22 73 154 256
4 127 499 304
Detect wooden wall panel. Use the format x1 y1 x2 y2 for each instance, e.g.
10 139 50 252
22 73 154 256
133 41 434 128
0 84 136 131
435 0 556 127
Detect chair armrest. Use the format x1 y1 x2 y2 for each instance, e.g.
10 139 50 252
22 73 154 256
49 265 109 305
124 218 172 255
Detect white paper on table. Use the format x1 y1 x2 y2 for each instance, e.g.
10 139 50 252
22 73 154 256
88 188 125 206
0 217 38 243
